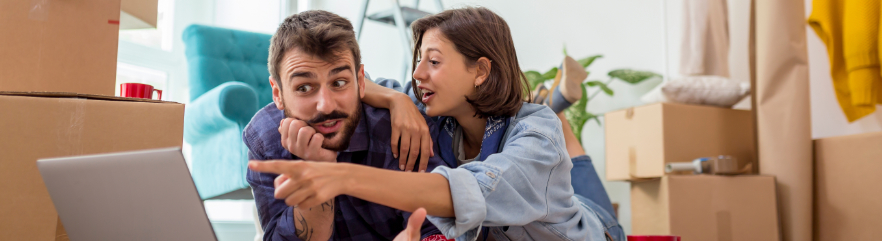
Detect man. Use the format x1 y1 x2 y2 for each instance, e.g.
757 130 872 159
244 10 447 241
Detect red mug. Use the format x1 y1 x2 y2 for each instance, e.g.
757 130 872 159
120 83 162 100
627 235 681 241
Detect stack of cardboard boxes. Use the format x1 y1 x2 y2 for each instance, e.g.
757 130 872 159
605 103 780 241
0 1 183 240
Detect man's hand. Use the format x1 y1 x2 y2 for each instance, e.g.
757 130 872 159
249 160 349 209
389 95 434 172
279 118 337 162
394 208 427 241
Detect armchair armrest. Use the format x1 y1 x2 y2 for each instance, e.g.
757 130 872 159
185 82 259 143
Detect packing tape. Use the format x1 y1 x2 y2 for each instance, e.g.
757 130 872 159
28 0 50 21
716 211 733 241
57 99 85 156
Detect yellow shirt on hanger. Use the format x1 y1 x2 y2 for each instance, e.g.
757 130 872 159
809 0 882 122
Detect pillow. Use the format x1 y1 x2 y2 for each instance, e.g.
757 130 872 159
640 75 749 108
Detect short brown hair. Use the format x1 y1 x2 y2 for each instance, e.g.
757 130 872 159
410 7 530 118
269 10 361 86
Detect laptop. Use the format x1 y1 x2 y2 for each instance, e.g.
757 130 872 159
37 147 218 241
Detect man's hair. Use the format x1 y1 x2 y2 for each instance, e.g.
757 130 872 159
268 10 361 86
410 7 530 118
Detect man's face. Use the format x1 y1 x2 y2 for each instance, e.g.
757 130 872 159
270 48 366 151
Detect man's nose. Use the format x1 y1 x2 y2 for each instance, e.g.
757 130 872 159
315 87 336 114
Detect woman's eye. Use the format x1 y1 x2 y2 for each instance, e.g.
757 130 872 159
333 80 346 87
430 60 440 65
296 85 314 93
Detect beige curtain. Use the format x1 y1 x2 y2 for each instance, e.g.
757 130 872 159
751 0 813 241
680 0 730 77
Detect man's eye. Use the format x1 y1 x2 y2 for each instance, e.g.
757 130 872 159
333 80 347 87
296 85 314 92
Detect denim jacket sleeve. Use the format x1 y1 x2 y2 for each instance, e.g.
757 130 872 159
369 74 427 113
426 123 565 239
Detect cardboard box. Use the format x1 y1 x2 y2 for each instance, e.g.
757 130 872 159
0 92 184 241
604 103 756 181
121 0 159 29
814 131 882 241
631 175 780 241
0 0 121 95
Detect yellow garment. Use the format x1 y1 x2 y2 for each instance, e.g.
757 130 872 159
808 0 882 122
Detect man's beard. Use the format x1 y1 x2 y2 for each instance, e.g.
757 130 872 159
283 103 362 152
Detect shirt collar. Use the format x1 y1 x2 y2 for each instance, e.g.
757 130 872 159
437 115 510 166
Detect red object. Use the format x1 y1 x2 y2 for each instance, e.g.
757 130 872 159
627 235 681 241
108 19 120 25
421 234 453 241
119 83 162 100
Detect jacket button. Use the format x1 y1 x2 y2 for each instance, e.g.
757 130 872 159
486 172 496 178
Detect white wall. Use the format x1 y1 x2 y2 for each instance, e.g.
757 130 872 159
805 0 882 139
214 0 290 34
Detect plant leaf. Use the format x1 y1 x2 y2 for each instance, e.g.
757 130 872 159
524 70 545 90
599 85 614 96
585 80 604 87
541 67 558 80
578 55 602 68
608 69 661 84
585 81 614 96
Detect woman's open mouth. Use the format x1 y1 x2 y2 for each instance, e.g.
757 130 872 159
422 90 435 103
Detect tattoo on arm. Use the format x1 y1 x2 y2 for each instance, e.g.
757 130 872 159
294 209 314 241
293 199 335 241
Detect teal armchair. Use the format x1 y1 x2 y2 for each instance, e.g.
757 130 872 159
182 24 273 199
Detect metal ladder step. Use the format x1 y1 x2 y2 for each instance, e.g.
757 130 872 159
366 7 431 27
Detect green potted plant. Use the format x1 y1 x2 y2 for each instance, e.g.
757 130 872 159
524 52 661 143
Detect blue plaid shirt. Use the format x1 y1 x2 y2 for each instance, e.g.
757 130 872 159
244 103 447 241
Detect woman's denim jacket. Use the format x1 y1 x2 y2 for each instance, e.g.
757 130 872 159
376 77 608 241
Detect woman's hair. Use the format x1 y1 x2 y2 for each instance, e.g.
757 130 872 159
410 7 530 118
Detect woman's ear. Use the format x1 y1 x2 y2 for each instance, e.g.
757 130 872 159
474 57 492 87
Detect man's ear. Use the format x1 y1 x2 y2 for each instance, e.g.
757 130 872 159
474 57 492 87
357 64 366 99
270 77 284 110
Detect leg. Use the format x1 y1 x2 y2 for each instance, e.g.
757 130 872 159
557 112 617 219
558 112 586 158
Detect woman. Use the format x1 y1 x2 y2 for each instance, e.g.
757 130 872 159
251 7 624 241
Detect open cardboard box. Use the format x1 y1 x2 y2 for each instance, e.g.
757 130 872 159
0 92 184 241
604 103 756 181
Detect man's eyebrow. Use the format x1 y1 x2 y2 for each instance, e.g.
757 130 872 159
289 71 315 81
329 65 352 76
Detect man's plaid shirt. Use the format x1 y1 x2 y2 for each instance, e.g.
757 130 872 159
244 103 446 241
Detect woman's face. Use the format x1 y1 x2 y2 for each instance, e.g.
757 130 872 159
412 28 481 117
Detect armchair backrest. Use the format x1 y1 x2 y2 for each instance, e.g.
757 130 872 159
182 24 274 106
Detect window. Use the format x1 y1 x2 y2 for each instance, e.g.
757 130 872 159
118 0 175 51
